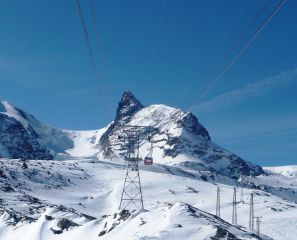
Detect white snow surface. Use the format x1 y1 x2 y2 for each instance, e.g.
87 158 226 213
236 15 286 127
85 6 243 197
0 158 296 240
264 166 297 179
63 128 106 158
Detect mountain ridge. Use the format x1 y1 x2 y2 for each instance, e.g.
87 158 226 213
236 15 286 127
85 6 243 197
0 92 264 178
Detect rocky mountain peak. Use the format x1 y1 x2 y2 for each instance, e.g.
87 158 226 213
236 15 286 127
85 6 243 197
115 91 144 122
177 111 211 141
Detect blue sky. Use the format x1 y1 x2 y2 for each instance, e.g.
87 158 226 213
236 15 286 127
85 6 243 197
0 0 296 166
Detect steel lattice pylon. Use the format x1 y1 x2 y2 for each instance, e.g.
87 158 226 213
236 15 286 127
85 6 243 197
119 159 144 210
249 193 254 230
232 187 237 225
118 125 156 210
216 186 220 217
254 216 262 236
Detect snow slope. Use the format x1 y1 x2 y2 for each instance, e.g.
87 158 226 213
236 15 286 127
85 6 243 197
0 158 296 240
63 128 106 159
264 166 297 179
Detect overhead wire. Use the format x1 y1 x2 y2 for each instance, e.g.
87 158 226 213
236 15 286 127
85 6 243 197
233 0 272 49
187 0 287 110
74 0 110 121
177 0 251 103
75 0 286 124
88 0 108 85
88 0 113 118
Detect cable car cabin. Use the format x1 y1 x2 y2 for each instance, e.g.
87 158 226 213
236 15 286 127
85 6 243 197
144 157 153 165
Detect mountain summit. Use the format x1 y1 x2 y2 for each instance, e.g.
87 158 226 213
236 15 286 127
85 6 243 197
115 91 144 121
100 92 264 178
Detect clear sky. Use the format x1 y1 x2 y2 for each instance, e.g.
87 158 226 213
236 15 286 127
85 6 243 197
0 0 296 166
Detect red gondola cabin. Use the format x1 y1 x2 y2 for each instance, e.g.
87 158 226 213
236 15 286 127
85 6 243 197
144 157 153 165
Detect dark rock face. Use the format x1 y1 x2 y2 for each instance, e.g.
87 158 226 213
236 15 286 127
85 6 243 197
100 91 144 157
227 155 264 177
45 215 54 221
0 100 75 160
98 209 132 237
50 227 63 235
115 91 144 122
211 226 241 240
57 218 80 231
177 112 210 141
0 113 53 160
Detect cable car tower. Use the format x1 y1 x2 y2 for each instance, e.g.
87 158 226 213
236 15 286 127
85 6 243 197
119 125 156 210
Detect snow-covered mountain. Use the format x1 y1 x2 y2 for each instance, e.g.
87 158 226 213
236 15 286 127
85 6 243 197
0 101 53 160
2 92 297 240
0 101 103 160
100 91 264 178
0 92 264 179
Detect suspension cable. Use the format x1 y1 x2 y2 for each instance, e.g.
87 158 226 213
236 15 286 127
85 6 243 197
234 0 272 49
75 0 110 121
88 0 113 118
177 0 251 103
187 0 287 111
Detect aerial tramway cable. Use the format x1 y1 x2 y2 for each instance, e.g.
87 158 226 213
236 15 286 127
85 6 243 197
233 0 272 49
177 0 251 103
88 0 109 88
187 0 287 110
87 0 113 118
75 0 110 121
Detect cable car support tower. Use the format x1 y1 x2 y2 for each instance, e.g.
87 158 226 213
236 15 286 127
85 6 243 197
119 125 156 211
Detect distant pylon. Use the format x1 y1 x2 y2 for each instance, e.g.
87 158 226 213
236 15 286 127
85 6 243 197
216 186 220 217
254 216 262 236
249 193 254 230
232 187 237 225
240 187 244 203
